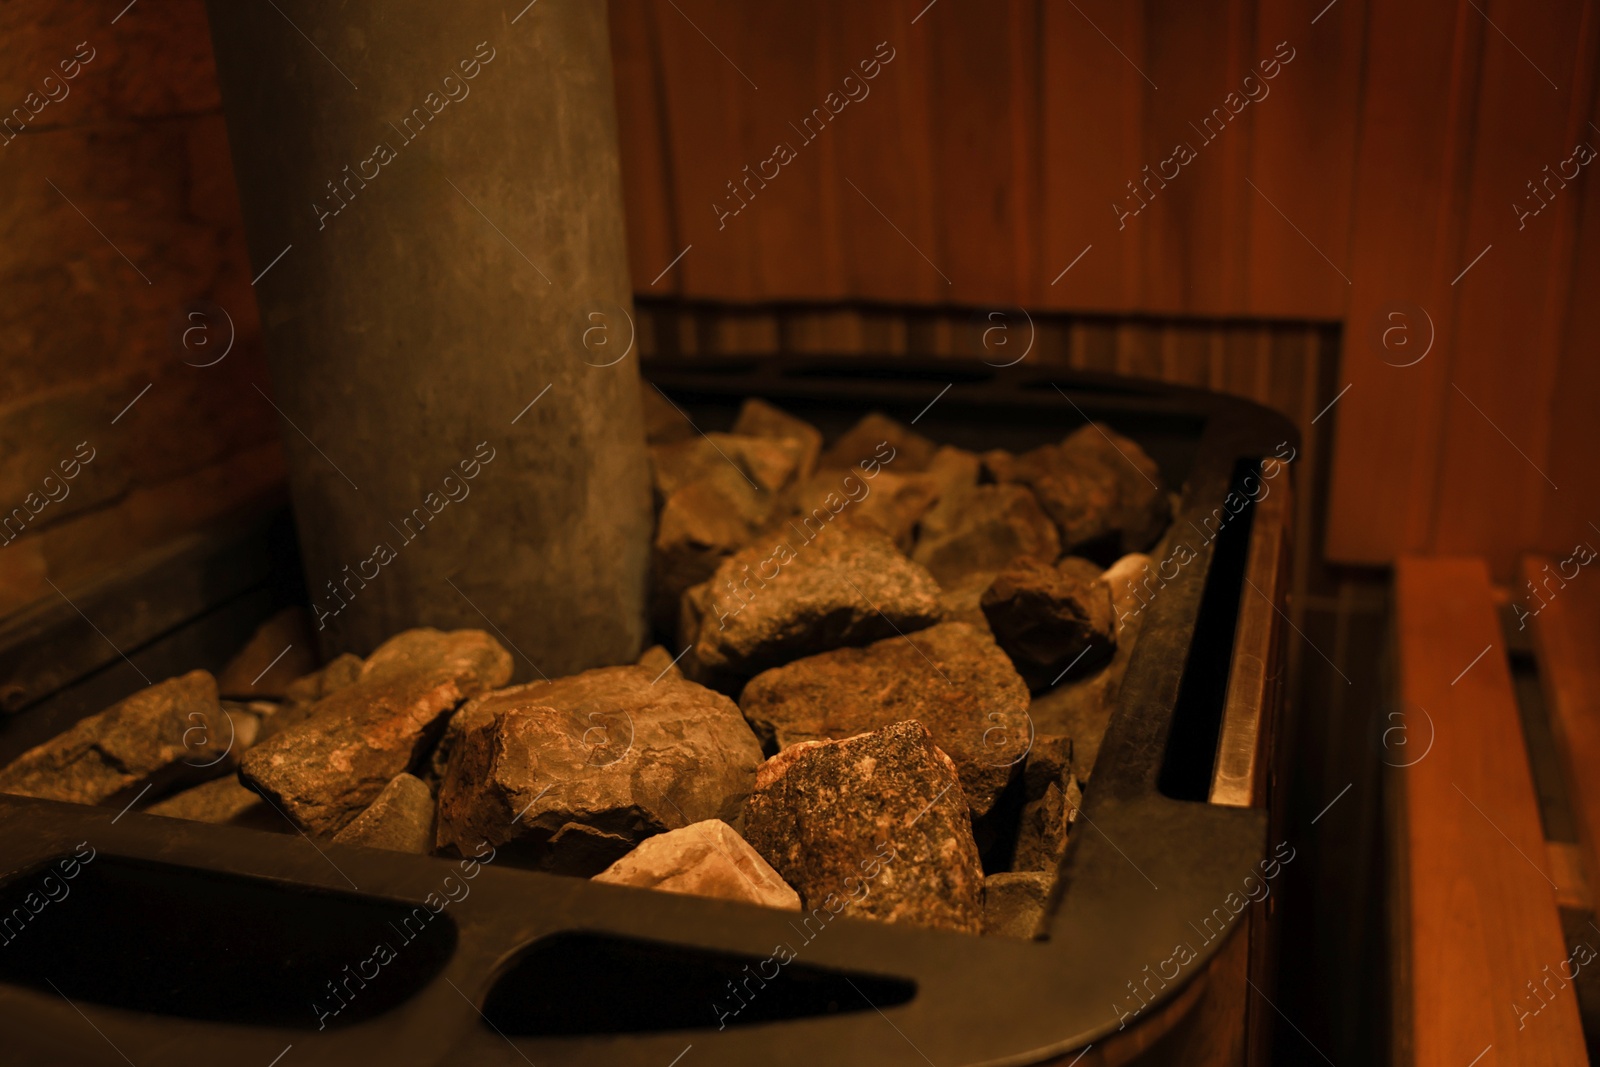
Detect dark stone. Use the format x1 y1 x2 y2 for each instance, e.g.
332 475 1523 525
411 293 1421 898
0 671 233 805
239 629 511 834
682 518 943 680
981 558 1116 689
912 483 1060 584
743 720 985 933
331 773 435 853
1012 735 1081 872
983 871 1053 938
435 666 763 874
739 621 1030 818
1029 553 1153 778
593 818 800 909
1060 423 1171 552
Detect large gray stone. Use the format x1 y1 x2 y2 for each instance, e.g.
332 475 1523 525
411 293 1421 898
594 819 800 909
683 518 943 680
239 629 511 834
0 671 233 805
331 773 435 853
743 720 985 934
435 666 763 874
739 622 1031 818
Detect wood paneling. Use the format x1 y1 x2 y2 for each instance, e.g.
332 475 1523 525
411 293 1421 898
1396 556 1586 1065
609 0 1600 579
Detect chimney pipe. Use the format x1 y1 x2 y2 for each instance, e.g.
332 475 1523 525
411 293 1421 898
205 0 651 677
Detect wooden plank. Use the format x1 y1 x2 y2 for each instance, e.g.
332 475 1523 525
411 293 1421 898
1324 0 1480 565
1535 44 1600 560
1037 0 1147 312
1522 552 1600 918
830 0 943 305
1396 556 1586 1066
607 1 679 294
1138 0 1252 314
922 0 1037 306
650 0 761 300
1242 0 1365 318
1432 0 1594 571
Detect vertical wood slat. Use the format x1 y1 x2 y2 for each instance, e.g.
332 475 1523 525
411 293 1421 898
1242 0 1366 318
1037 0 1148 312
608 0 677 294
1432 0 1595 561
1323 0 1482 565
1522 552 1600 926
1396 557 1587 1067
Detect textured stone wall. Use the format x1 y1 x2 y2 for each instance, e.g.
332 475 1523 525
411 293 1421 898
0 1 283 616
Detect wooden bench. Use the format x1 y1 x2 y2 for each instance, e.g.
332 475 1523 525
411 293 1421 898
1396 556 1586 1065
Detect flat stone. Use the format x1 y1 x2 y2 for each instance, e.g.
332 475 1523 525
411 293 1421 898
331 773 435 853
145 775 283 831
263 652 364 740
740 621 1030 818
594 818 800 909
651 434 808 502
981 558 1116 689
732 398 822 481
983 871 1053 938
1012 735 1081 872
215 606 319 699
817 412 937 472
743 720 984 934
0 671 233 805
435 666 763 874
912 483 1060 584
239 629 511 834
683 518 943 680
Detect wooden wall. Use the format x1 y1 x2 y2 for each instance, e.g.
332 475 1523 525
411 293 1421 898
610 0 1600 578
0 0 282 618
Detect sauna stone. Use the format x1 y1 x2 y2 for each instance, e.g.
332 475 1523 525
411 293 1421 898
435 666 762 874
594 818 800 909
739 621 1031 819
981 557 1117 690
743 721 985 934
240 629 510 834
